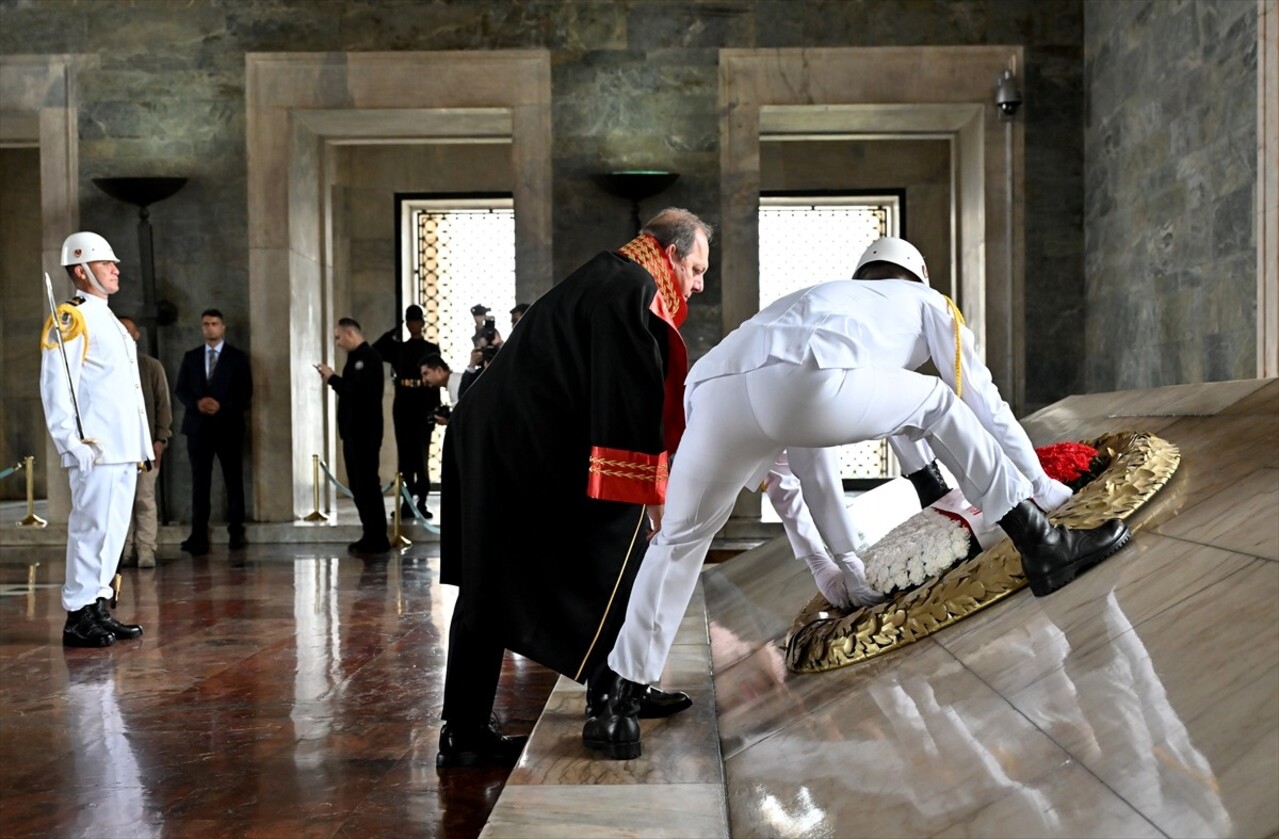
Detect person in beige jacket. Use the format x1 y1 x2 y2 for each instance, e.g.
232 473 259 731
118 316 172 568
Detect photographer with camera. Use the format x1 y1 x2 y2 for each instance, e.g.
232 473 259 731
421 354 462 425
460 304 503 400
469 304 503 350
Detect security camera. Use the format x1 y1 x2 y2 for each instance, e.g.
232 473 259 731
995 69 1022 118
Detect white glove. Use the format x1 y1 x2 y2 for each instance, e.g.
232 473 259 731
803 553 851 609
1033 476 1073 512
833 552 886 607
67 440 103 473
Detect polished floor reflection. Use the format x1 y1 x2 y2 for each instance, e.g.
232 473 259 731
0 546 556 839
706 378 1279 838
3 380 1276 838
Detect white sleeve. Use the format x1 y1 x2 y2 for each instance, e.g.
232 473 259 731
922 301 1047 486
39 324 86 454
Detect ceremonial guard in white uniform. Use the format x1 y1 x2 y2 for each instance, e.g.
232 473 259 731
40 232 153 647
586 237 1132 758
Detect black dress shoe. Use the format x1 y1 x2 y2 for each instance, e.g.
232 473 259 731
63 605 114 648
92 598 143 640
905 460 951 508
229 532 248 550
348 538 392 555
180 537 209 555
436 720 529 768
582 670 643 760
586 684 692 720
999 500 1132 597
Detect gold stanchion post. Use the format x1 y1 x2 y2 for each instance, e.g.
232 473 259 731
17 456 47 527
26 562 39 618
391 472 411 547
303 454 328 522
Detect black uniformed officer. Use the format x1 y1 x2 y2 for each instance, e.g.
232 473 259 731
317 318 390 554
373 304 441 519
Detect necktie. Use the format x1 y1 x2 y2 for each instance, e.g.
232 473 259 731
207 347 219 381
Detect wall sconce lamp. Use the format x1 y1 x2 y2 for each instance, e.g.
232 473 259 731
592 170 680 235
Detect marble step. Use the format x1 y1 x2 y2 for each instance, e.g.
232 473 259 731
481 579 730 838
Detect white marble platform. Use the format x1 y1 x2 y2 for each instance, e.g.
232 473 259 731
484 378 1279 838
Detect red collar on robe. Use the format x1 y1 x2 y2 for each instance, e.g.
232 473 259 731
617 234 689 457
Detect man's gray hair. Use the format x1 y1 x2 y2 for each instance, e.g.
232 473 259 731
641 208 714 258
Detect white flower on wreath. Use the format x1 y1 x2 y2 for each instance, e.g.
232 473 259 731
863 509 972 594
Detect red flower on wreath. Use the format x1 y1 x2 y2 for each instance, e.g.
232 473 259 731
1035 442 1100 484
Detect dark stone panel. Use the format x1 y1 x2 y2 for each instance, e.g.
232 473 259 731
1083 0 1257 390
625 2 753 51
1212 185 1254 260
0 2 88 53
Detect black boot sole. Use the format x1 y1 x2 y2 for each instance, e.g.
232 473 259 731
583 735 641 760
1027 526 1132 597
435 750 509 769
63 632 114 648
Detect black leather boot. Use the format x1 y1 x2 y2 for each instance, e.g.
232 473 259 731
999 500 1132 597
435 717 528 768
63 605 114 648
582 670 643 760
92 598 143 640
586 682 693 720
905 460 950 508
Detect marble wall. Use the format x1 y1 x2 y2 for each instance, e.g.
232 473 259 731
3 0 1088 520
0 148 45 501
1084 0 1259 390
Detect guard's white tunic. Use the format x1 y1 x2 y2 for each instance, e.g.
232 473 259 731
40 293 151 611
610 279 1065 684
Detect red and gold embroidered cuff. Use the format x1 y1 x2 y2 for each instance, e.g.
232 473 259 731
586 446 668 505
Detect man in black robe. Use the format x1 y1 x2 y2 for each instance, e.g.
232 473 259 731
317 318 390 554
372 304 441 520
436 208 712 768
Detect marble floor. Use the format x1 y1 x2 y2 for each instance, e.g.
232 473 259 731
0 544 557 838
704 378 1279 838
2 378 1276 838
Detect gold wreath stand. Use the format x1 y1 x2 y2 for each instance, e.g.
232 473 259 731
784 431 1181 674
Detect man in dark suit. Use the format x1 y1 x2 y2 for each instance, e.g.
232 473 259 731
317 318 390 554
175 308 253 553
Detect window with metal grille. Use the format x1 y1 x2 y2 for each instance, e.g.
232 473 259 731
403 196 515 483
758 193 903 482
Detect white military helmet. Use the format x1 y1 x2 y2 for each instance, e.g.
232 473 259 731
60 231 119 266
853 236 929 286
60 231 119 296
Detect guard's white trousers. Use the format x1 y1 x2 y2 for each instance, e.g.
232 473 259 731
63 463 137 611
610 361 1034 684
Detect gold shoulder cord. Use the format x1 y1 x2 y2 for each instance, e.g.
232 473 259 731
41 304 89 361
942 295 964 398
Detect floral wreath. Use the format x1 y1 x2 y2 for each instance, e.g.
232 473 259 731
786 431 1181 673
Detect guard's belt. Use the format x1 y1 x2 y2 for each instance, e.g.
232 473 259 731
397 378 427 388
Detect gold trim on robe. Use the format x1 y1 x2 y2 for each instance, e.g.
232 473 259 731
587 445 669 505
